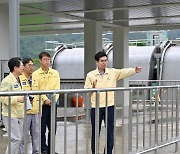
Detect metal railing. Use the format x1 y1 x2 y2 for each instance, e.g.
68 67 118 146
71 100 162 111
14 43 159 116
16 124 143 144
60 80 180 89
0 85 180 154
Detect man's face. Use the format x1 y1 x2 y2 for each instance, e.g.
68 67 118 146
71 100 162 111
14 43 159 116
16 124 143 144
39 56 51 68
96 56 108 70
24 60 34 75
15 61 24 76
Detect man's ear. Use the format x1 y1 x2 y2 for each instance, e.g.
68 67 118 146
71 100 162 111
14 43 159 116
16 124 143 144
14 66 17 71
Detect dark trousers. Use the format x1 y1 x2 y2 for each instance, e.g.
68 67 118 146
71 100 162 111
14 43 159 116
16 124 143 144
91 106 114 154
41 105 57 153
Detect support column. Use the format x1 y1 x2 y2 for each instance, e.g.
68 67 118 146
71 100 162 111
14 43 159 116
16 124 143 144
9 0 20 57
113 26 129 108
84 21 103 77
0 2 9 126
0 3 9 60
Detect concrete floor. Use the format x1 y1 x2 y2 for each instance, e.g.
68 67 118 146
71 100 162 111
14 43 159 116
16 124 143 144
1 120 180 154
0 107 180 154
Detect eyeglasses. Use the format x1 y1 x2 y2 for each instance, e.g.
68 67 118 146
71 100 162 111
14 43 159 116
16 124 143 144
27 64 34 68
42 58 51 61
99 59 108 63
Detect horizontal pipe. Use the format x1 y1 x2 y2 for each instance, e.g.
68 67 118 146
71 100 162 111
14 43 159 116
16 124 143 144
130 80 180 82
137 139 180 154
0 85 179 96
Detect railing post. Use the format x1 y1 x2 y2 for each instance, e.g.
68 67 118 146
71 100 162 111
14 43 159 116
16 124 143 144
136 90 139 151
143 89 146 149
166 88 169 141
149 89 152 147
160 89 163 143
38 95 42 154
121 91 125 154
23 95 27 154
50 94 56 154
128 90 133 153
105 92 108 154
155 89 159 154
114 92 116 154
95 91 100 154
8 96 11 154
175 87 179 152
75 93 79 154
64 93 67 154
85 93 90 154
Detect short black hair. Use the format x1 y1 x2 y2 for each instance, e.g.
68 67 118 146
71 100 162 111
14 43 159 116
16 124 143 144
94 51 107 61
8 57 22 72
22 58 33 66
39 52 50 59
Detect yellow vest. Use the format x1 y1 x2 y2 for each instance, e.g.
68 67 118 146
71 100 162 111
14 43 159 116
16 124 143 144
32 67 60 104
84 68 136 108
0 73 24 118
19 73 39 114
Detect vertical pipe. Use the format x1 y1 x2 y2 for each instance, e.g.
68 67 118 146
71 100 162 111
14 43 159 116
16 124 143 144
175 87 179 152
171 88 174 138
75 93 79 154
143 89 146 149
23 95 27 154
114 92 116 154
155 89 159 154
161 89 163 142
166 88 169 140
136 90 139 151
128 90 133 153
95 92 100 154
64 94 67 154
149 90 152 147
50 94 56 154
121 91 125 154
39 95 42 154
85 93 90 154
105 92 108 154
8 96 11 154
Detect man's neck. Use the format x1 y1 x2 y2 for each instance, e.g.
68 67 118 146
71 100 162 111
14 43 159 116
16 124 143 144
41 66 49 73
98 68 105 73
24 72 31 79
12 72 19 79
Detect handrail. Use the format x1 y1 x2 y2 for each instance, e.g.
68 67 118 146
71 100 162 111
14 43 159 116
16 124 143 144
60 79 180 82
130 80 180 82
0 85 179 96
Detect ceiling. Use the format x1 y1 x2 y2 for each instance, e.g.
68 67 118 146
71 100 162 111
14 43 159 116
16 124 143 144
17 0 180 35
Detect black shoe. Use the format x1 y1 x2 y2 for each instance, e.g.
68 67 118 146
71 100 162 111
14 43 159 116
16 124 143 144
42 150 48 154
44 151 58 154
